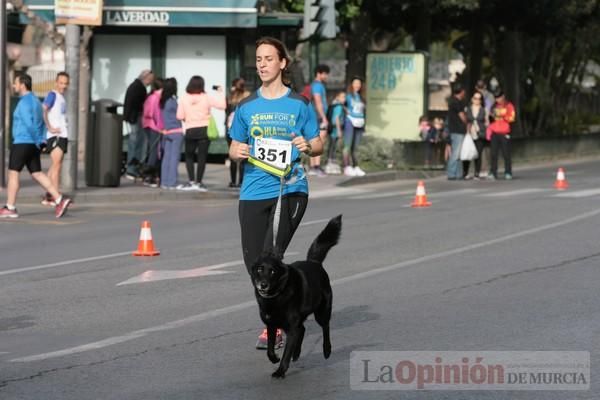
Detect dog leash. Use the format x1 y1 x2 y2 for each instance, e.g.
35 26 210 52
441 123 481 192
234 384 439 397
272 174 285 250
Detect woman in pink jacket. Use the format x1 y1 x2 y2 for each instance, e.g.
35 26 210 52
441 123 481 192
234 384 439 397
176 76 226 191
141 78 163 187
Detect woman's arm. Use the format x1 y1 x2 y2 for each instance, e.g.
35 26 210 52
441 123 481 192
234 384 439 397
209 88 227 110
292 134 323 157
229 139 250 161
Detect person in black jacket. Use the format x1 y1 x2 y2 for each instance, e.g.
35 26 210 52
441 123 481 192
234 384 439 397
123 69 154 179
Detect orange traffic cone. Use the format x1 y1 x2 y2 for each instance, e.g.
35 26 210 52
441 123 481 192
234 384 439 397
411 180 432 207
553 167 569 190
133 220 160 256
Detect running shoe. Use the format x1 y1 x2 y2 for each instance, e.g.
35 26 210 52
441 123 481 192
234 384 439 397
353 166 366 177
41 192 54 206
0 206 18 218
256 328 284 350
55 196 72 218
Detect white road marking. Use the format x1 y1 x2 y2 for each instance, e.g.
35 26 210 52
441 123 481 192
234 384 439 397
11 207 600 363
350 190 414 200
116 262 238 286
1 217 333 278
429 188 485 197
310 187 367 199
116 252 299 286
300 218 331 227
0 252 132 277
481 188 548 197
553 189 600 198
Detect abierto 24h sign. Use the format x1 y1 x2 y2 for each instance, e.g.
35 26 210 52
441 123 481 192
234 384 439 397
366 52 427 141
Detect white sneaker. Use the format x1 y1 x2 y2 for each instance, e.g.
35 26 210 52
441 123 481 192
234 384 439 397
344 166 356 176
327 163 341 175
177 183 196 191
193 182 208 192
353 166 366 177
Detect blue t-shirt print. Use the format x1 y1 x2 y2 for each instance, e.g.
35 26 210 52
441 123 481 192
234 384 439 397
230 89 319 200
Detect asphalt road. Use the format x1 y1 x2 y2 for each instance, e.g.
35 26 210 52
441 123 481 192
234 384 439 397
1 161 598 399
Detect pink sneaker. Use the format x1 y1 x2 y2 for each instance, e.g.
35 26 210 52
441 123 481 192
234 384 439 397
256 328 284 350
0 206 19 218
55 196 72 218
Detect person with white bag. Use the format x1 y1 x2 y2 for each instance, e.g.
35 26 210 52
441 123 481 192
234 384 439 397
462 91 489 179
446 84 468 180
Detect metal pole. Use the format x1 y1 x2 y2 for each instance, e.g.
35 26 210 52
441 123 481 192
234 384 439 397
0 0 6 188
62 23 79 192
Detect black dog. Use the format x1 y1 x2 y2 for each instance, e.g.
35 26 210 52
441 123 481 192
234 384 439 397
250 215 342 378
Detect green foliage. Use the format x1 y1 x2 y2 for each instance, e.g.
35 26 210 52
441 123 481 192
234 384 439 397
356 136 395 171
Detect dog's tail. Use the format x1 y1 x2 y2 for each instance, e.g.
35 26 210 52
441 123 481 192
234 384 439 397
307 215 342 264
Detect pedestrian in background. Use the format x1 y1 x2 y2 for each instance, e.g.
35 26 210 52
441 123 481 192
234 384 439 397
123 69 154 179
41 71 69 205
0 73 71 219
176 75 226 192
487 90 516 180
343 76 367 177
141 78 164 187
159 78 183 190
446 84 468 180
463 90 489 180
308 64 330 177
226 77 251 188
475 79 495 114
324 90 345 175
228 37 322 348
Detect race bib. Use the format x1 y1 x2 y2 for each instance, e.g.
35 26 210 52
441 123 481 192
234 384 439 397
253 137 292 170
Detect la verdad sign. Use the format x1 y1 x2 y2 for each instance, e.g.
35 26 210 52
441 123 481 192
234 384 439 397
105 10 170 26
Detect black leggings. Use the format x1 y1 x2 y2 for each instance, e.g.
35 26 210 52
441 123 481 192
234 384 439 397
462 139 486 177
238 193 308 274
184 127 209 183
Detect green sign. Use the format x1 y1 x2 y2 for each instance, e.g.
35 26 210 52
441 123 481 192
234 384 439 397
366 52 427 141
23 0 258 27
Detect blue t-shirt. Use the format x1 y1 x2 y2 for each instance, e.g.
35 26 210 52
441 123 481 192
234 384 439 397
329 103 345 138
43 91 56 109
230 88 319 200
310 80 328 115
346 92 365 119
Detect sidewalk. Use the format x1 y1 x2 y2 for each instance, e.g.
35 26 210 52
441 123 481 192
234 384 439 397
2 156 446 205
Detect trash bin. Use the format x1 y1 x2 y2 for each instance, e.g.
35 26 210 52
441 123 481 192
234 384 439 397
86 99 123 187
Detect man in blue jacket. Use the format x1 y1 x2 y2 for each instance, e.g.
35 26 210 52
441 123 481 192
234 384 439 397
0 73 71 218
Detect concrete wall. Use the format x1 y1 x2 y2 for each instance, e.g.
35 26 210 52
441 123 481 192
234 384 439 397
393 133 600 169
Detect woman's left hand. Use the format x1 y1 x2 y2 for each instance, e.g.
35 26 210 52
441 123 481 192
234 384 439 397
291 133 311 155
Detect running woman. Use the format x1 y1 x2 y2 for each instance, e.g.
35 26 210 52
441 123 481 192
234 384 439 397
228 37 323 348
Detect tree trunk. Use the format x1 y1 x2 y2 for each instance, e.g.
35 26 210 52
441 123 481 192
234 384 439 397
345 9 370 82
467 7 484 94
78 27 93 162
413 2 431 52
502 29 523 136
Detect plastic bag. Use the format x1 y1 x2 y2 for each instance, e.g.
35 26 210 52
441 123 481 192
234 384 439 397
207 115 219 140
460 133 478 160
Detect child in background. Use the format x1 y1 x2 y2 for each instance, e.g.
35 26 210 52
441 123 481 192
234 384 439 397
324 91 345 175
419 115 431 141
420 115 435 168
